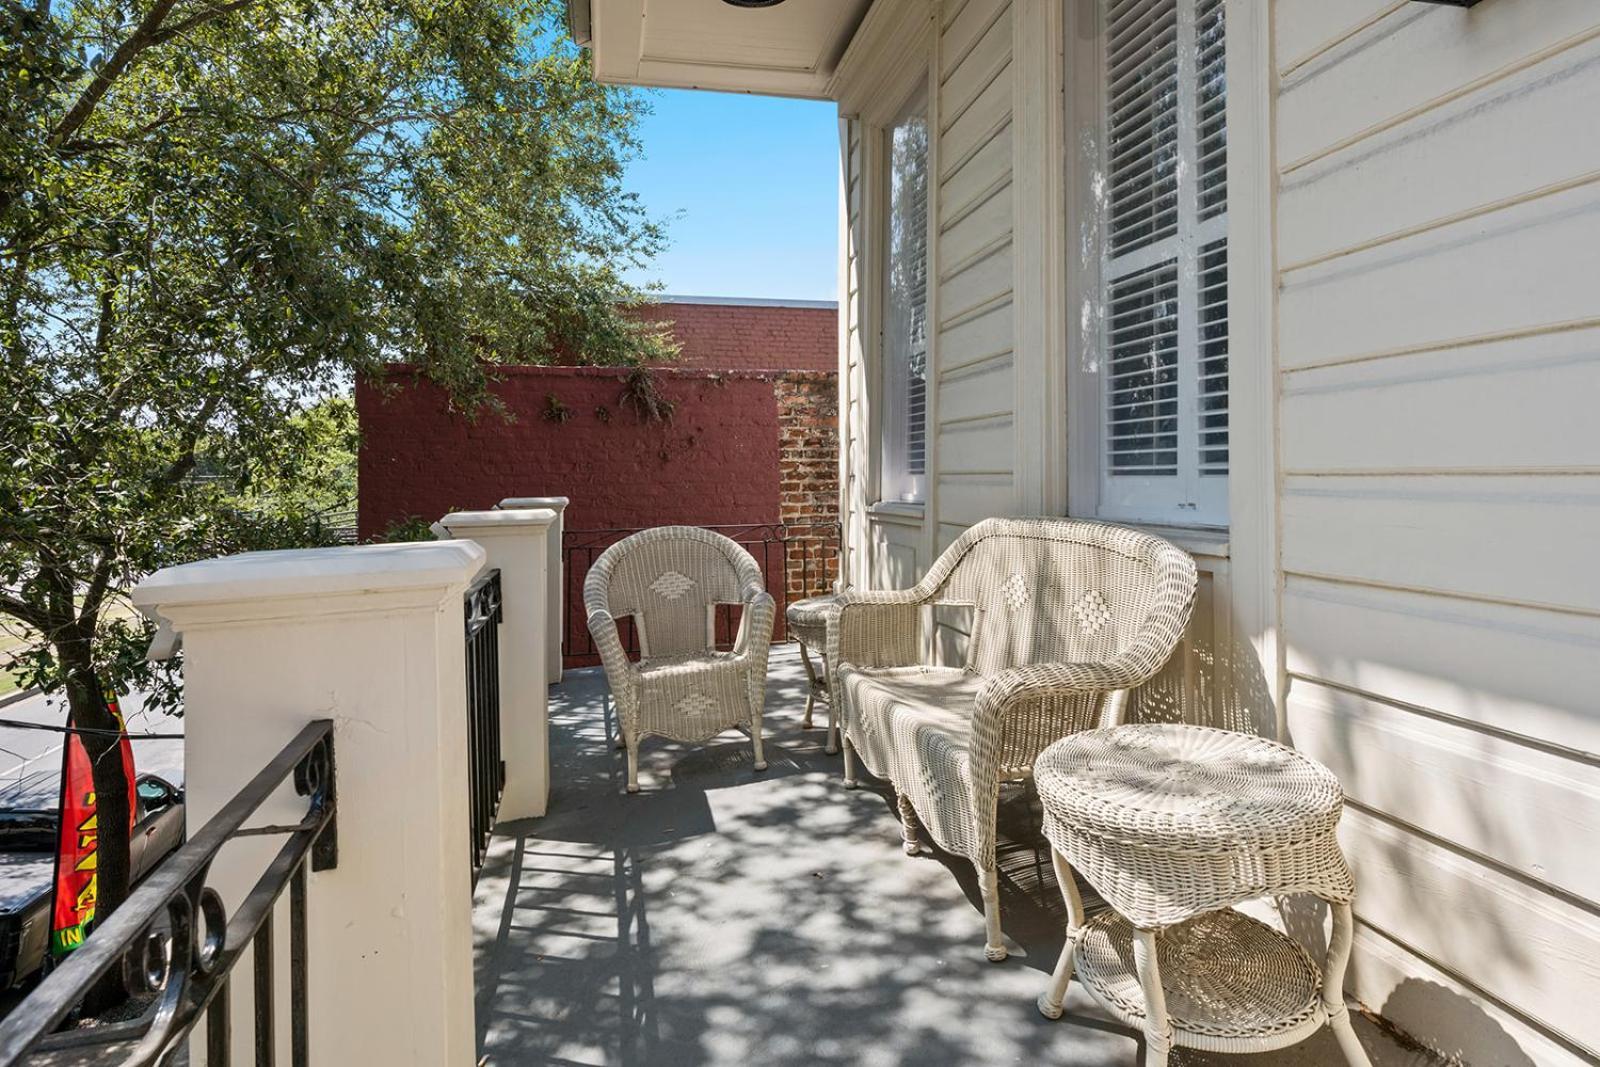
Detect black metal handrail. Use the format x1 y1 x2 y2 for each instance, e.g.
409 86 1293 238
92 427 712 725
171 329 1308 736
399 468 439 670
562 522 841 667
465 568 504 876
0 720 336 1066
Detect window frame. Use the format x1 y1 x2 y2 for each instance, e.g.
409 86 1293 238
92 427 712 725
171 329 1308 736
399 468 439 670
875 81 931 507
1066 0 1230 528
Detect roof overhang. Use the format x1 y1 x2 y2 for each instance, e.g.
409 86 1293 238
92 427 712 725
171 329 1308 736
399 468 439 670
570 0 875 100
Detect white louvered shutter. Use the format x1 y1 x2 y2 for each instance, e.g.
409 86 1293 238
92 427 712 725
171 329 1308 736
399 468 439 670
1099 0 1228 523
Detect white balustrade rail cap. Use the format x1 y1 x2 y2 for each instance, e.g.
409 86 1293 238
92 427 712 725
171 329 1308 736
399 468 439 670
434 509 558 537
498 496 569 511
131 540 487 611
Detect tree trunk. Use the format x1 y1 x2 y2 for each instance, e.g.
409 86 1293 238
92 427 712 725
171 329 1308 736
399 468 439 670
61 653 133 1012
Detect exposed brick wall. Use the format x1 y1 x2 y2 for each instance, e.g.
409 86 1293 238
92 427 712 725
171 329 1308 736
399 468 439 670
776 372 841 599
627 301 837 373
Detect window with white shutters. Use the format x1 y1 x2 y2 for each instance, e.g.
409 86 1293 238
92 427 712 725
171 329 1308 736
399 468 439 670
1092 0 1228 524
880 87 929 504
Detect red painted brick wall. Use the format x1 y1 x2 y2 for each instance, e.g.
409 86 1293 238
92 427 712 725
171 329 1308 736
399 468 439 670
357 366 786 539
359 361 841 665
627 301 836 373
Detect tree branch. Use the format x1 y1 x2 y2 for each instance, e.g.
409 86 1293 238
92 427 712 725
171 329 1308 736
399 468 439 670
50 0 182 148
0 592 50 634
78 547 117 627
147 0 260 46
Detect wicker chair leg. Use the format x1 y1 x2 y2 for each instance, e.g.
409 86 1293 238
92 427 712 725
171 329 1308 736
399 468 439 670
751 721 769 772
1323 902 1374 1067
978 864 1007 962
625 741 640 794
841 734 858 788
825 697 840 755
1132 928 1173 1067
897 794 922 855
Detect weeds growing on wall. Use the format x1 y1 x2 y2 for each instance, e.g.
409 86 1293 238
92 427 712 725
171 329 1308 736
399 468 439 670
620 367 675 423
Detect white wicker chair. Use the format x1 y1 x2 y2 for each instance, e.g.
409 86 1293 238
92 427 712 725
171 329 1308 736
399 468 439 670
827 517 1197 960
585 526 776 793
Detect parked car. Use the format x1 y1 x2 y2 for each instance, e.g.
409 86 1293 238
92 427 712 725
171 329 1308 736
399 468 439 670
0 771 184 989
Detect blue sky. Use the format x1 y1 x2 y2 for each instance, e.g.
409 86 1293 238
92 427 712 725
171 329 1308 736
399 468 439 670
622 89 840 303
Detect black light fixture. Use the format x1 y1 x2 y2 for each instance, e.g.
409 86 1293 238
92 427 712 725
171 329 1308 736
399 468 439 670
1411 0 1482 6
721 0 788 7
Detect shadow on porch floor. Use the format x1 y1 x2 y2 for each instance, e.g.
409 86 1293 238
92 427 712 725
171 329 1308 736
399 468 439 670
473 647 1438 1067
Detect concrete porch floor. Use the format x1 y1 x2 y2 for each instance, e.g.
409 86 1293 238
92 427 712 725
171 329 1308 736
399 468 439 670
473 647 1439 1067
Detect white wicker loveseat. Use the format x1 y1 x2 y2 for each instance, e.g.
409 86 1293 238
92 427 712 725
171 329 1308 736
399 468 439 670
585 526 776 793
827 517 1197 960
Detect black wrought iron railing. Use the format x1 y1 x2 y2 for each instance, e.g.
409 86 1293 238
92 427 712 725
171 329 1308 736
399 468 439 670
465 568 504 876
562 522 841 668
0 720 336 1066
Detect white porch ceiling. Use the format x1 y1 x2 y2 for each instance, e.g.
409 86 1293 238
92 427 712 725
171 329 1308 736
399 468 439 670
580 0 874 99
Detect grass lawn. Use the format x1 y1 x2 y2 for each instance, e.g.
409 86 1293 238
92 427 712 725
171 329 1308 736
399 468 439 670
0 624 31 699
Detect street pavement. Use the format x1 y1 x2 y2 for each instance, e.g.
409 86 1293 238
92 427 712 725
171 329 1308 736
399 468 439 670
0 689 184 792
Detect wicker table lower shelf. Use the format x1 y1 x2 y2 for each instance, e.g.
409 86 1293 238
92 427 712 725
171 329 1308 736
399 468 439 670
1067 908 1331 1054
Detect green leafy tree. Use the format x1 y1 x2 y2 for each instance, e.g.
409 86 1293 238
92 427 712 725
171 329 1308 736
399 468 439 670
0 0 670 951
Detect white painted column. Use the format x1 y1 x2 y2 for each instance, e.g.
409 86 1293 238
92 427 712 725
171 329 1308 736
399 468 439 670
499 496 569 683
433 508 556 820
132 541 485 1067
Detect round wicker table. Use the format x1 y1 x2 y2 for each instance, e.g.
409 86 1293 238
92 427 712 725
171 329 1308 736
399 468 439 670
785 593 842 753
1033 724 1372 1067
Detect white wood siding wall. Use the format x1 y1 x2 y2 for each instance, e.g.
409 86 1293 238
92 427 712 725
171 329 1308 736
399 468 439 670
1273 2 1600 1063
933 0 1017 556
840 117 871 589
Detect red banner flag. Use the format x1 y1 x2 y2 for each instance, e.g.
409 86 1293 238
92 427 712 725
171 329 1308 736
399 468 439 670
50 693 137 957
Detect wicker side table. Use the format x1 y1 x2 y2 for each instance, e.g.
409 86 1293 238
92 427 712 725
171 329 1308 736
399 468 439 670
1034 724 1371 1067
785 593 842 753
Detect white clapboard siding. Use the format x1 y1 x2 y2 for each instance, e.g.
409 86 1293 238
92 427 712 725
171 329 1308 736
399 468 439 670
939 181 1012 281
843 118 871 590
1349 920 1584 1067
1278 32 1600 270
941 124 1012 226
937 416 1013 476
1276 0 1600 172
935 473 1012 529
1288 681 1600 899
1280 474 1600 614
940 59 1012 183
1283 576 1600 759
937 351 1014 424
1337 807 1600 1054
935 0 1016 538
1274 1 1600 1061
1272 0 1403 78
1281 329 1600 474
1279 180 1600 371
941 1 1011 127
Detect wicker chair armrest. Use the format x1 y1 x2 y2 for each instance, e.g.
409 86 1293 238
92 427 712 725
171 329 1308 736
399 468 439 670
826 594 927 674
586 608 640 701
736 590 777 657
969 661 1137 794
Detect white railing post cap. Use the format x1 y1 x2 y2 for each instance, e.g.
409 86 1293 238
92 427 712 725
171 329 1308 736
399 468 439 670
498 496 569 512
433 509 558 540
131 541 486 616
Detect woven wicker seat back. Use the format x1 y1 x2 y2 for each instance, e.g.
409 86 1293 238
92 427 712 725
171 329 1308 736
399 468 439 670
587 525 762 656
937 523 1166 676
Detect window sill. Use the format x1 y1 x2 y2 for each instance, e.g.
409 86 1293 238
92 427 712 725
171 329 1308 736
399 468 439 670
867 500 926 528
1119 522 1230 560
